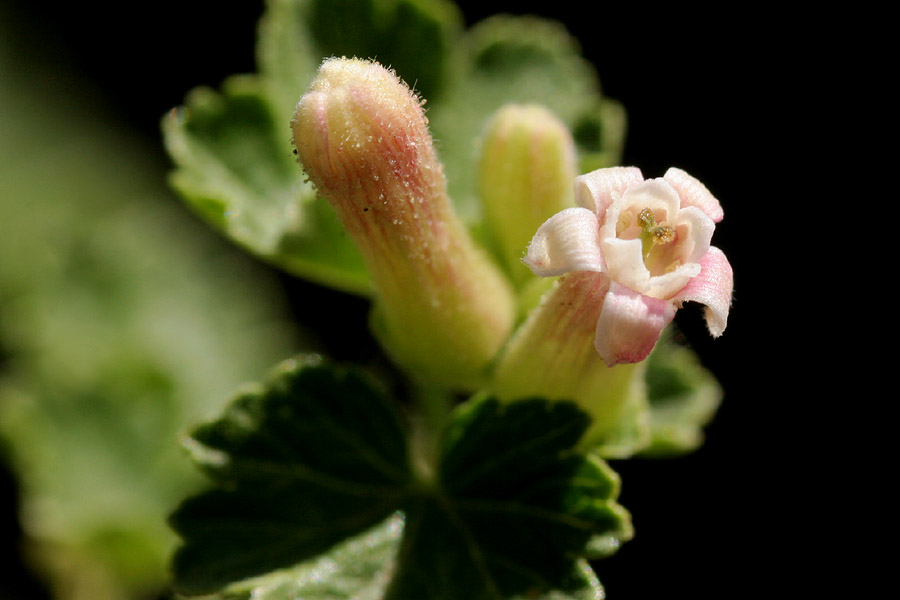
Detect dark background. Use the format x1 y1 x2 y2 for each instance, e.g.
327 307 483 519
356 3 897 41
2 1 822 598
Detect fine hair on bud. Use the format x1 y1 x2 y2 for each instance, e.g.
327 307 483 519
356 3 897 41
292 58 515 389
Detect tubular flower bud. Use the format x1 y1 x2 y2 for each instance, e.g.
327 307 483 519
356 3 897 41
491 271 648 453
523 166 733 366
479 104 577 287
291 58 515 388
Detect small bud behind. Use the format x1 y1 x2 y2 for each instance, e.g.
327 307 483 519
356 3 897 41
292 58 515 389
479 104 577 287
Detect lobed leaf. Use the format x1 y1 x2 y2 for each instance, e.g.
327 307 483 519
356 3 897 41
170 356 411 594
198 514 404 600
200 516 605 600
170 366 630 599
384 397 631 599
162 76 371 294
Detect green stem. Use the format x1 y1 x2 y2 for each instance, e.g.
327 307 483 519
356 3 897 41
408 383 452 490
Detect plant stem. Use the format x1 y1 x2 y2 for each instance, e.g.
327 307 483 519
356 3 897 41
408 383 452 490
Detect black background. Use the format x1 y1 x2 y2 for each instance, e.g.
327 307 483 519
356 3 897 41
1 1 827 598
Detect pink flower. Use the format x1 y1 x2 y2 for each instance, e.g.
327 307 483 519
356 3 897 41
524 166 733 366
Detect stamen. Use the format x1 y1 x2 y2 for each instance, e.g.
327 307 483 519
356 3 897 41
653 225 675 245
637 207 656 229
638 208 675 261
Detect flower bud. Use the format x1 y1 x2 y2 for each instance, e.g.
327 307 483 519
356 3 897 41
292 58 515 389
491 271 648 455
479 104 577 287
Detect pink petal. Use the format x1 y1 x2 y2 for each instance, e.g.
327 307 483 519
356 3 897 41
574 166 645 218
524 207 605 276
672 246 733 337
594 282 676 366
664 167 724 223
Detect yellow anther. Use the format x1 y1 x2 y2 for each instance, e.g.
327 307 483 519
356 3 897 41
638 207 675 261
637 207 656 229
653 225 675 245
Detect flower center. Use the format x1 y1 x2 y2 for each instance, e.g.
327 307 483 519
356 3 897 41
637 207 675 261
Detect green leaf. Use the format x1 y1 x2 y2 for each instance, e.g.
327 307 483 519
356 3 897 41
170 366 629 599
305 0 461 103
164 1 625 292
164 0 464 295
197 517 605 600
199 514 404 600
429 15 621 226
257 0 462 128
573 98 628 174
384 397 631 599
170 356 411 595
162 76 371 294
640 338 723 456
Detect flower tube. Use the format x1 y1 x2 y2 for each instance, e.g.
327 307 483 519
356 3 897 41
492 270 649 454
291 58 515 389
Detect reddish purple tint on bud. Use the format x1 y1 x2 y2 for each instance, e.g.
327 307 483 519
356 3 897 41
291 58 515 388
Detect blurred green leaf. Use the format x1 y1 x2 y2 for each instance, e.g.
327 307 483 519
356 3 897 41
304 0 461 103
256 0 462 128
0 11 298 598
430 15 621 225
162 76 370 294
165 0 464 295
641 338 723 456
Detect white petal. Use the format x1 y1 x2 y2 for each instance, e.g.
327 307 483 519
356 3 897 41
596 182 677 295
664 167 723 223
675 206 715 264
524 207 605 277
619 179 682 220
600 236 649 293
574 166 644 217
646 262 701 299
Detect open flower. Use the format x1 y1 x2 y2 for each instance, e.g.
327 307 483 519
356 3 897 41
524 166 733 366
